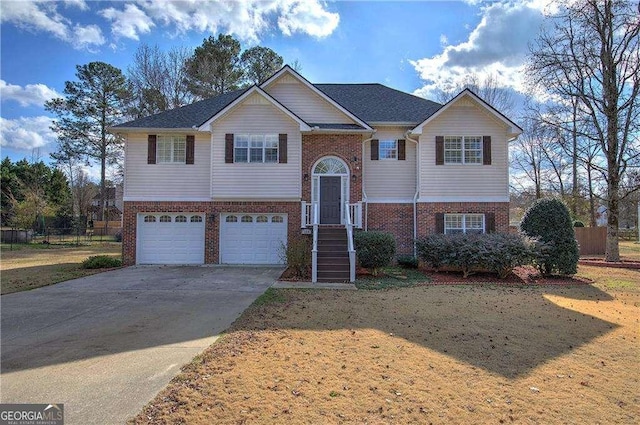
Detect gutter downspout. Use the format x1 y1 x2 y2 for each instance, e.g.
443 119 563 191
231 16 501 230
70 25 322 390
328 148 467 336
404 130 420 258
361 130 377 230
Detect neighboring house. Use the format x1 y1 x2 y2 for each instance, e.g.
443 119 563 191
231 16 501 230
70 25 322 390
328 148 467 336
90 185 123 222
111 66 522 281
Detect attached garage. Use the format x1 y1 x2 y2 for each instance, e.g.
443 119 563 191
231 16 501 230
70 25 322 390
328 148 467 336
137 213 205 264
220 213 287 264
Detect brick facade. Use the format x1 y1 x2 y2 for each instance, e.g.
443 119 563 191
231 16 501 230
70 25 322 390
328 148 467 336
417 202 510 237
301 133 363 203
365 203 414 255
122 201 300 266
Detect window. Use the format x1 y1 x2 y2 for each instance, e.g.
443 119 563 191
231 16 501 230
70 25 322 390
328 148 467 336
226 215 238 222
444 136 482 164
234 134 278 163
256 215 268 223
444 214 485 234
379 140 397 160
241 215 253 223
272 216 284 223
159 215 172 223
144 215 156 223
157 135 186 163
175 215 187 223
190 215 203 222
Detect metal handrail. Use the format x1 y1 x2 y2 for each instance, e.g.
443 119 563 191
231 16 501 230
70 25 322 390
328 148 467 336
312 202 319 283
344 202 356 282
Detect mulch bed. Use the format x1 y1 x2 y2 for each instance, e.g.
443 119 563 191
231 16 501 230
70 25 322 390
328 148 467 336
422 266 592 286
579 259 640 269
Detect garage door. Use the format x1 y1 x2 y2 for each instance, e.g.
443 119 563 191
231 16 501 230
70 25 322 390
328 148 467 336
137 213 205 264
220 214 287 264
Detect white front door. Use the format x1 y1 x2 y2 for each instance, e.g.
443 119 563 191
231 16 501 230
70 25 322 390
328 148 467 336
137 213 205 264
220 214 287 264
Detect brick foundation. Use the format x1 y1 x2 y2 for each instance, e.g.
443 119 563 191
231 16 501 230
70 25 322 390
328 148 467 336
365 203 415 255
122 201 300 266
417 202 510 237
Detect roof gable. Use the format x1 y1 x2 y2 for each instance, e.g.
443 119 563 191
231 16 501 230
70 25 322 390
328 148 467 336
261 66 372 130
197 85 311 131
410 89 522 137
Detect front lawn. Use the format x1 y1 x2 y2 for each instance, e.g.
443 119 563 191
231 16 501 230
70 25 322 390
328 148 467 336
132 265 639 424
1 242 122 294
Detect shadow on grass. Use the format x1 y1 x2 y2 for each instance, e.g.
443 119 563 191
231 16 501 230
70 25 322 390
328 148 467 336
242 283 618 379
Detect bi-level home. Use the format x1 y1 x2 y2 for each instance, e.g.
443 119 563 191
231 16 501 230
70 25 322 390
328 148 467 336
111 65 521 282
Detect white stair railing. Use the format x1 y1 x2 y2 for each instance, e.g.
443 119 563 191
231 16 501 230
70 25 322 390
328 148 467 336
344 202 356 282
311 202 319 283
301 201 313 227
349 202 363 229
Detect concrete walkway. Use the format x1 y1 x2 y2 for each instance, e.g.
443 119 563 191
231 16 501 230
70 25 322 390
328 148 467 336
1 266 282 424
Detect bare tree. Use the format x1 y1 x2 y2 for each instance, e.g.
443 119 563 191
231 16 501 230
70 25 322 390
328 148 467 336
436 73 516 118
527 0 640 261
511 116 545 198
127 44 193 118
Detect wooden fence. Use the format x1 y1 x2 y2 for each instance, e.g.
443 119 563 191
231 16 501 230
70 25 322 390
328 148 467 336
574 227 607 256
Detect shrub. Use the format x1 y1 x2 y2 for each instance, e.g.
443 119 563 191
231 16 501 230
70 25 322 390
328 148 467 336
397 255 418 269
573 220 585 227
354 231 396 275
278 237 311 279
113 232 122 242
520 198 579 276
417 233 535 279
82 255 122 269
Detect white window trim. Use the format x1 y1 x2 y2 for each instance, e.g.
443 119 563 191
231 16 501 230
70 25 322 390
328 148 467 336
444 136 483 165
157 134 186 164
234 134 279 164
444 213 485 234
379 140 397 160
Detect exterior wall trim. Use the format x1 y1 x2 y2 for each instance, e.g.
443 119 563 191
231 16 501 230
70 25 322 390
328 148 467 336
124 196 212 202
366 199 414 204
418 196 510 203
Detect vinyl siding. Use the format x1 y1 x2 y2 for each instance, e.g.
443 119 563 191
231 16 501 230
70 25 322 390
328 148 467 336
364 127 417 201
419 99 510 201
265 76 354 124
211 102 301 199
124 133 211 200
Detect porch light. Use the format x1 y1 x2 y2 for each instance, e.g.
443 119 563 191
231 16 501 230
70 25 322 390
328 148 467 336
352 174 357 181
304 173 309 181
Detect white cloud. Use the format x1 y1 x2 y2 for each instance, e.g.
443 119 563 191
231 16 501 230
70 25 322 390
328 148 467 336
411 1 548 99
99 0 339 42
0 0 105 50
0 116 57 151
0 80 62 107
62 0 89 11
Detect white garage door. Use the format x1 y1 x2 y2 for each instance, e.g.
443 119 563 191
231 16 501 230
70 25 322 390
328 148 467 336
137 213 205 264
220 214 287 264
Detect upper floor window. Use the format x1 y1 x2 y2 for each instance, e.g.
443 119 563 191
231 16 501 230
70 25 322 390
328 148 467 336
379 140 397 160
157 135 186 163
234 134 278 163
444 213 485 234
444 136 482 164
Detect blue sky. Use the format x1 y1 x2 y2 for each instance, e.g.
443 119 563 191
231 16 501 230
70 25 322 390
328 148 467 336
0 0 550 175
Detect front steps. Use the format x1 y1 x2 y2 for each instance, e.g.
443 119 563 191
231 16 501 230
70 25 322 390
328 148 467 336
316 227 350 282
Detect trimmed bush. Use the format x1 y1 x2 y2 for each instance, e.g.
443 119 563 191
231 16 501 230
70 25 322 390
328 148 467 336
573 220 585 227
354 231 396 275
397 255 418 269
279 237 311 279
82 255 122 269
416 233 535 278
520 198 579 276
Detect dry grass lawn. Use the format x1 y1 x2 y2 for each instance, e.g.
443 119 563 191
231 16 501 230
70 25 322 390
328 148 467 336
1 243 121 294
133 263 639 424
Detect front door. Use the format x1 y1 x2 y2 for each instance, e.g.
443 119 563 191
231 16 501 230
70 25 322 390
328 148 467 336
320 176 341 224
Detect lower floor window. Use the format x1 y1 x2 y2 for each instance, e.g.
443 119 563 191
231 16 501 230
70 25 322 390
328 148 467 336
445 213 484 234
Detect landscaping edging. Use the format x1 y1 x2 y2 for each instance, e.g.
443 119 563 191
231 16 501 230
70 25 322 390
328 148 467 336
579 259 640 270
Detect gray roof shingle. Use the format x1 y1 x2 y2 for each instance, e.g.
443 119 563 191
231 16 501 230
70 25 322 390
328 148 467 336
113 83 441 129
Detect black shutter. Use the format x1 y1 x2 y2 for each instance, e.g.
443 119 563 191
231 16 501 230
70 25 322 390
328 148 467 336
483 136 492 165
147 135 156 164
485 213 495 233
435 213 445 234
186 135 195 164
398 139 406 160
225 133 234 163
371 139 379 160
279 133 288 163
435 136 444 165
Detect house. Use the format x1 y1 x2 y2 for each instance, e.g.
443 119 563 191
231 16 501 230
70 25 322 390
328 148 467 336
110 66 522 282
89 185 124 222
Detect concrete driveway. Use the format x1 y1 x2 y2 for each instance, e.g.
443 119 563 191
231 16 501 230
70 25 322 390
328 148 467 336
1 265 281 424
